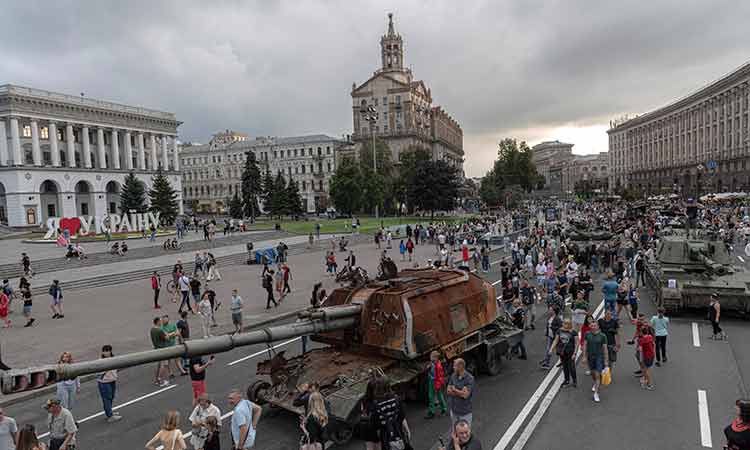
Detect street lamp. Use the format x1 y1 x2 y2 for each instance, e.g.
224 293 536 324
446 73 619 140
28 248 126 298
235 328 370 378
361 105 379 218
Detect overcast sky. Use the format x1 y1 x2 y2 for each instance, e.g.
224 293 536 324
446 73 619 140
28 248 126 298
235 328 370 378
2 0 749 177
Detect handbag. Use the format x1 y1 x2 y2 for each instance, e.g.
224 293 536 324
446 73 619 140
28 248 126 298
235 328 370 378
601 367 612 386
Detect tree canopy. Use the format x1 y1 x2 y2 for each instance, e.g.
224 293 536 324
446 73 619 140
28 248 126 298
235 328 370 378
240 152 262 221
120 172 147 214
148 169 179 224
329 157 363 215
480 138 542 207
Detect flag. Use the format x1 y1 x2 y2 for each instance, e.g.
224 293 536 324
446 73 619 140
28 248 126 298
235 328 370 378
56 234 68 247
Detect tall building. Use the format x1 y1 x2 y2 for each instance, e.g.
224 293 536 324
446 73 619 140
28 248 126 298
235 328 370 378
548 153 609 194
0 84 182 228
180 133 346 214
531 140 574 187
350 13 463 170
608 62 750 195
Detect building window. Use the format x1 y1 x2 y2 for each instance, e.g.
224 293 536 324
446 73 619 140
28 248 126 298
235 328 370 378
302 181 306 191
288 167 292 176
383 96 387 106
274 151 278 159
41 127 49 139
294 149 298 157
317 147 322 155
326 146 331 154
327 163 332 172
22 125 32 138
295 166 299 174
309 148 313 156
384 125 388 132
301 165 306 174
281 150 285 158
396 95 401 104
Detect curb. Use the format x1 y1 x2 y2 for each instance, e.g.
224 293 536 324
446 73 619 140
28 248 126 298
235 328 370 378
0 307 306 408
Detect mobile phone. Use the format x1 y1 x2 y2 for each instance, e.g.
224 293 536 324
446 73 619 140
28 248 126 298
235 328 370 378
209 355 215 361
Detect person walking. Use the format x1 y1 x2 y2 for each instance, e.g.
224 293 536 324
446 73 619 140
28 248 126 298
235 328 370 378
178 273 192 314
189 277 202 312
16 423 44 450
150 317 171 387
21 253 32 278
709 293 726 340
371 377 411 450
263 270 277 309
399 240 406 261
0 290 10 328
0 407 18 450
48 280 64 319
189 355 214 406
206 253 221 282
193 252 205 280
274 265 284 298
230 289 244 335
161 315 185 377
281 264 292 297
598 309 621 367
650 307 670 366
145 411 187 450
198 293 213 339
55 352 80 412
582 321 609 403
549 318 578 387
447 358 474 427
188 394 221 450
406 238 414 262
44 398 77 450
425 351 448 419
638 326 656 390
634 252 646 287
151 271 161 310
19 277 34 328
97 345 122 423
539 306 562 370
601 272 619 314
228 390 262 449
725 399 750 450
176 311 191 373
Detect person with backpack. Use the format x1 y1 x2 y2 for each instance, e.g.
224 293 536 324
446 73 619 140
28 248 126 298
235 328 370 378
406 238 415 262
549 318 578 387
371 377 412 450
634 252 646 287
263 270 278 309
48 280 64 319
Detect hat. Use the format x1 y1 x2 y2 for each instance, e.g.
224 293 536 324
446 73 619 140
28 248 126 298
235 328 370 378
43 398 61 410
710 292 719 299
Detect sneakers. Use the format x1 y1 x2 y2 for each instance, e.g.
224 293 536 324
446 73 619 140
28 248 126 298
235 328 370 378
593 392 600 403
106 415 122 423
159 380 170 387
645 385 655 391
52 313 60 319
655 361 661 367
591 385 597 392
560 381 570 388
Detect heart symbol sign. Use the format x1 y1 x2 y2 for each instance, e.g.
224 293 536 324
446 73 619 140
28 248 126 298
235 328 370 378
60 217 81 236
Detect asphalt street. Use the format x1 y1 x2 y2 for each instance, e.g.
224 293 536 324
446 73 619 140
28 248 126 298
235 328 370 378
4 249 749 450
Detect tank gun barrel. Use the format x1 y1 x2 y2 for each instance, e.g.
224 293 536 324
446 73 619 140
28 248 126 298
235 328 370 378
1 314 358 395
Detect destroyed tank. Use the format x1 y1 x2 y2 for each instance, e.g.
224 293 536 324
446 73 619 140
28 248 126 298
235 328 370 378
645 235 750 314
248 268 521 444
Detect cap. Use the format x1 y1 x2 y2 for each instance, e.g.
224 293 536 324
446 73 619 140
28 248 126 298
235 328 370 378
710 292 719 298
43 398 61 410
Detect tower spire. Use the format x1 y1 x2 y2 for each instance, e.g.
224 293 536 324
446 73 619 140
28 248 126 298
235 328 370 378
387 12 396 36
380 13 404 71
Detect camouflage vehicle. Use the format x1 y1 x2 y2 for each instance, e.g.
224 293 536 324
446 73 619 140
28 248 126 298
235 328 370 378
645 235 750 314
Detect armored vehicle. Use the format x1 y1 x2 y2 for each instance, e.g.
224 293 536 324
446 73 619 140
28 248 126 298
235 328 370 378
249 268 521 443
645 235 750 314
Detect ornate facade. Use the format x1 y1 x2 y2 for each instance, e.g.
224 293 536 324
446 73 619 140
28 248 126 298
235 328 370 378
531 140 574 187
350 14 463 170
0 84 182 228
608 62 750 196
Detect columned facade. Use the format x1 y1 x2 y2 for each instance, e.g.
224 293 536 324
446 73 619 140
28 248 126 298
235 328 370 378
608 63 750 196
0 84 183 228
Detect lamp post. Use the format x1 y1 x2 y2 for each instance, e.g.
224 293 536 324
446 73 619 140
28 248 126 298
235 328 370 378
361 105 379 218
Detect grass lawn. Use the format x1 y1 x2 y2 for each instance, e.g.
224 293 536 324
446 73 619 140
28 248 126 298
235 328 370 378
246 216 461 235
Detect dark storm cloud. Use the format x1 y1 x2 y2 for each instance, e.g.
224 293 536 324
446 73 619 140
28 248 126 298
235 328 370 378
1 0 749 176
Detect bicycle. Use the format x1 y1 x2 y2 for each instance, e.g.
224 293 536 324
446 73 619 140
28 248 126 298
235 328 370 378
162 239 183 251
166 279 178 294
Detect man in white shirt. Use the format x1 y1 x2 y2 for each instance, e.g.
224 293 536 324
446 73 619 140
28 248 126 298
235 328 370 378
178 274 191 314
189 394 221 450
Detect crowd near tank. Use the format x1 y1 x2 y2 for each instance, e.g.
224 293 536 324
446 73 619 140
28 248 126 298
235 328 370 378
644 235 750 314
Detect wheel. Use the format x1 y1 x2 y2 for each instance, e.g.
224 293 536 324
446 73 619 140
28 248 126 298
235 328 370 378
481 344 502 376
166 280 177 294
246 380 271 405
328 422 354 445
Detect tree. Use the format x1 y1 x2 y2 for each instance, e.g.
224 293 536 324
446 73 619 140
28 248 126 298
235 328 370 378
358 139 393 214
479 169 503 207
398 148 432 213
409 159 460 218
240 152 262 222
121 171 147 214
329 157 363 215
285 179 304 217
148 169 179 225
261 165 274 212
480 138 543 207
268 173 289 218
228 193 243 219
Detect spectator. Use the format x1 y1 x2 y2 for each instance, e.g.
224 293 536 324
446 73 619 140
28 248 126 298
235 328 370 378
725 399 750 450
198 294 213 339
178 273 192 314
300 392 328 450
16 424 44 450
0 290 10 328
371 377 412 450
0 407 18 450
202 416 220 450
48 280 63 319
228 390 261 449
230 289 244 335
709 294 726 340
161 315 184 377
638 327 656 390
44 398 77 450
97 345 122 423
439 419 482 450
20 277 34 328
151 271 161 310
583 321 609 403
176 311 190 372
539 306 562 370
550 318 578 388
189 393 221 450
55 352 80 412
145 410 187 450
263 270 278 309
150 317 170 387
650 307 669 366
189 355 214 406
447 358 474 427
425 351 447 419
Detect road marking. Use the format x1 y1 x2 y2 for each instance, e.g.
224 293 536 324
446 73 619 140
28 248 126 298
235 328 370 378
227 337 300 366
494 299 605 450
156 410 235 450
37 384 177 439
692 322 701 347
698 389 713 447
738 255 745 263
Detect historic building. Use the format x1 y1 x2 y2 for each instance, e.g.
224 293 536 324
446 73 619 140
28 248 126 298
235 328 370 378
180 133 346 214
531 140 574 188
548 152 609 194
608 62 750 196
350 14 464 170
0 84 182 228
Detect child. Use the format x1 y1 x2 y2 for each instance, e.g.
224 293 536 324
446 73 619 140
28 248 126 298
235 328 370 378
628 286 640 321
638 327 656 390
203 415 220 450
399 240 406 261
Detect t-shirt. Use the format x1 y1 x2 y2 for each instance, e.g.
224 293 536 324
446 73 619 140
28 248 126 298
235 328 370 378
601 279 619 302
585 331 608 360
178 276 190 291
447 371 474 415
176 319 190 340
556 329 577 356
162 323 178 346
0 416 18 450
639 334 656 360
189 356 206 381
231 400 257 449
189 279 202 294
150 326 168 349
597 318 619 347
230 295 243 313
650 316 670 337
459 436 483 450
48 408 77 442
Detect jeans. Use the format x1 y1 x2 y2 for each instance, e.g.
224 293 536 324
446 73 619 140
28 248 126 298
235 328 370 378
635 270 645 287
98 380 116 418
153 288 160 308
512 338 527 358
541 336 554 366
266 287 278 308
179 291 192 312
560 353 577 384
482 256 490 272
591 256 599 273
655 335 667 362
56 382 77 411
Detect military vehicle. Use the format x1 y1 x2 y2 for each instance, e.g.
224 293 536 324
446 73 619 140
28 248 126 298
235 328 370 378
249 268 521 443
644 235 750 314
0 268 520 445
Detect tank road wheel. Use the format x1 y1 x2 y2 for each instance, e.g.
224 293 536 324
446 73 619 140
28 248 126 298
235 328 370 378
481 344 502 376
329 422 354 445
247 380 271 405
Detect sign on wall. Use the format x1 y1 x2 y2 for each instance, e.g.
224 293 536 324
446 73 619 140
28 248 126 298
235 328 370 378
43 212 161 239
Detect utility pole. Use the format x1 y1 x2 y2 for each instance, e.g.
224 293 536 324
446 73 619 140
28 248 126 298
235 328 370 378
362 105 379 218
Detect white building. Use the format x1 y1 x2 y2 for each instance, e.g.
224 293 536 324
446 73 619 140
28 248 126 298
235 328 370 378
0 84 182 228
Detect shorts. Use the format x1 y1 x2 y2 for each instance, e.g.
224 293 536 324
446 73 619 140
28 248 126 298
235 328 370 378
587 355 605 373
232 312 243 326
642 357 654 368
616 297 629 306
51 297 62 306
191 380 206 399
23 305 32 316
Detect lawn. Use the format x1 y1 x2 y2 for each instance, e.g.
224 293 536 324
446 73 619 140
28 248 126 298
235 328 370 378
246 216 461 235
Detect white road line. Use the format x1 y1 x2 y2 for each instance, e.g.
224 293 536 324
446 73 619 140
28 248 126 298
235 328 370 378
37 384 178 439
156 410 235 450
698 389 713 447
227 337 300 366
494 299 605 450
738 255 745 263
692 322 701 347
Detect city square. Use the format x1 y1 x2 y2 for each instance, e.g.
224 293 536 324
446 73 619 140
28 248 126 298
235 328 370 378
1 2 750 450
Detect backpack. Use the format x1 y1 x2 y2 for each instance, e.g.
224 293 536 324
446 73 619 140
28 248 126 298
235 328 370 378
262 275 271 289
373 397 409 450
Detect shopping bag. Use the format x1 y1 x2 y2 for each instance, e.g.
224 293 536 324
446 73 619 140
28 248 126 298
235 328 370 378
601 367 612 386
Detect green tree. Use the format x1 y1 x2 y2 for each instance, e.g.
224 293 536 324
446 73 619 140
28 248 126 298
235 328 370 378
240 152 262 222
285 179 304 217
409 159 460 218
120 171 147 214
358 139 392 214
398 148 432 213
268 173 289 218
228 192 243 219
479 168 503 207
261 165 274 211
148 169 179 225
329 157 363 215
